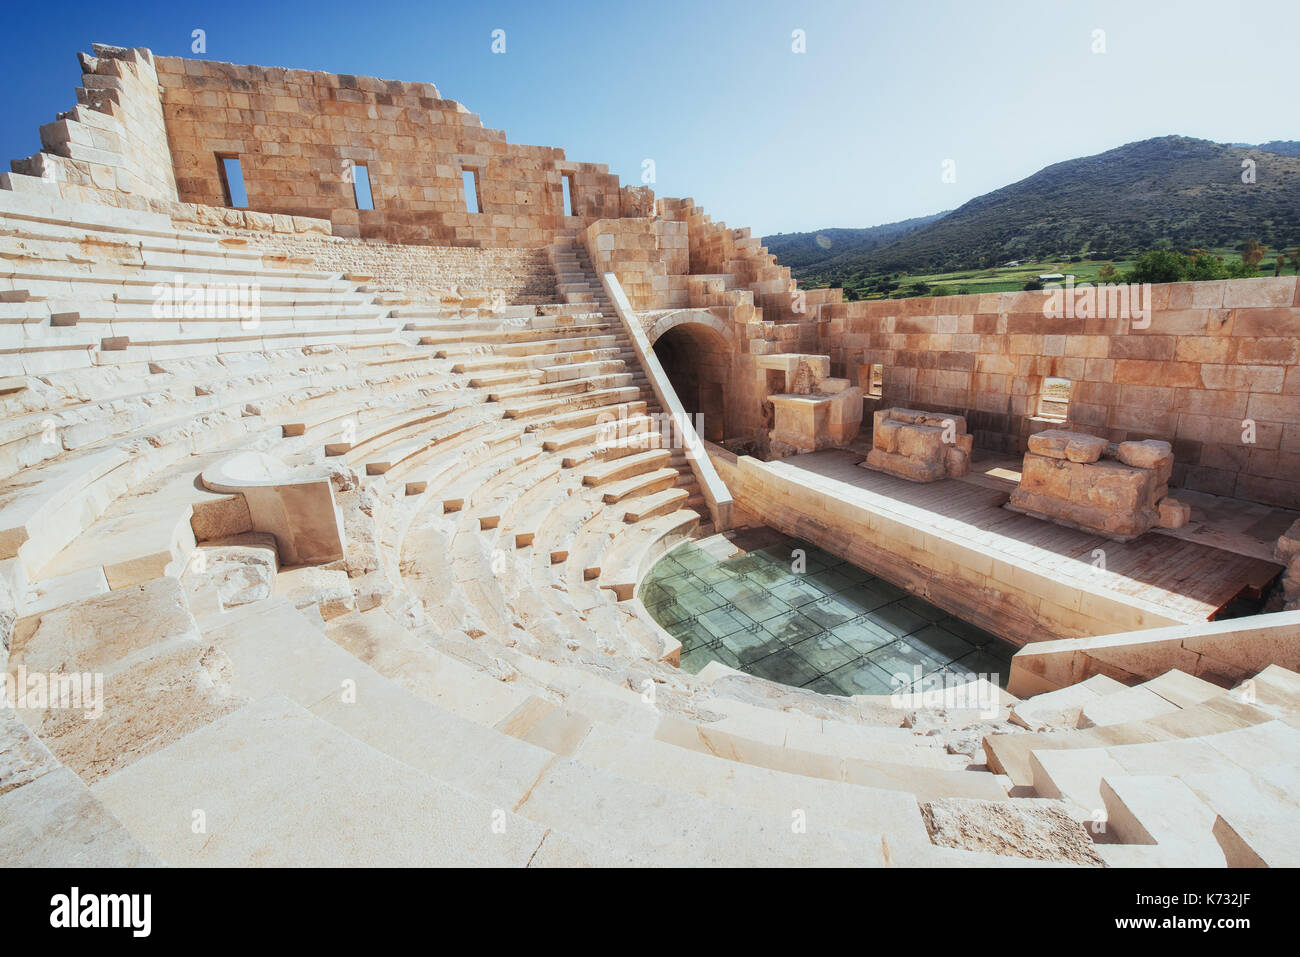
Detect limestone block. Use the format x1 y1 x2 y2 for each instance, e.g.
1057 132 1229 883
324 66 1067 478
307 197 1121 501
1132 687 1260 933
1273 520 1300 565
1157 497 1191 530
1017 455 1155 513
183 536 279 616
920 797 1105 866
945 446 970 478
0 707 60 797
896 423 946 464
1116 439 1173 472
875 415 903 453
864 448 944 483
13 578 200 676
826 386 863 444
1010 468 1158 541
1027 429 1106 463
863 407 971 483
190 494 254 542
274 566 355 620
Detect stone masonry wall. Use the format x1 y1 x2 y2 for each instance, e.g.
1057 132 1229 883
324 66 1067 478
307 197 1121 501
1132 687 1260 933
10 45 178 206
584 217 690 310
235 231 558 304
818 276 1300 508
152 55 632 247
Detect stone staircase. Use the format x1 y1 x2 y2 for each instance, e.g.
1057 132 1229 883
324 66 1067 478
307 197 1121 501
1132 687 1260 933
548 231 711 527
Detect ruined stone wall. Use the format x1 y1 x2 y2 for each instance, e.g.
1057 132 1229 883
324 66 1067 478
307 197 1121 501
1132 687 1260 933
819 276 1300 508
152 56 629 247
584 217 690 310
10 45 178 206
658 197 842 324
235 231 558 303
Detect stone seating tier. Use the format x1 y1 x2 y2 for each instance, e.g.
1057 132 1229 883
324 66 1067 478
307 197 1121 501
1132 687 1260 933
2 159 1298 869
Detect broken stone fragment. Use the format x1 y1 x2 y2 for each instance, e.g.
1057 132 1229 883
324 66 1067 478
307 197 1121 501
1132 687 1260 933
1116 439 1173 471
1157 496 1191 530
1027 429 1106 463
1274 520 1300 565
921 797 1106 866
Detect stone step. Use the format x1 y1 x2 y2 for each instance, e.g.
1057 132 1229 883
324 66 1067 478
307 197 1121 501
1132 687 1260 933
0 766 160 866
621 486 690 523
91 694 560 866
581 448 672 487
600 466 681 504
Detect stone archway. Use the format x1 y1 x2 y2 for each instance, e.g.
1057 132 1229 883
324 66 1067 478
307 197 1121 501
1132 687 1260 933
651 320 732 443
645 309 733 349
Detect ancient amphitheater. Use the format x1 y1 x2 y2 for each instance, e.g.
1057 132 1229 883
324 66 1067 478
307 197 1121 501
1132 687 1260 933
1 44 1297 868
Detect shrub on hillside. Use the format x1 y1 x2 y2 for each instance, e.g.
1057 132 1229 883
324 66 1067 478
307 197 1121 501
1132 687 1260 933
1125 249 1257 284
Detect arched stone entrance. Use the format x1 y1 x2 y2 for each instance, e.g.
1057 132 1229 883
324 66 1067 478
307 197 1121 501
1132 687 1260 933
650 320 731 443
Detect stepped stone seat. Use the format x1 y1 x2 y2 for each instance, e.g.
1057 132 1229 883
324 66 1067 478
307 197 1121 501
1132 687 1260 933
862 408 973 482
201 451 345 565
0 766 160 866
1007 432 1189 541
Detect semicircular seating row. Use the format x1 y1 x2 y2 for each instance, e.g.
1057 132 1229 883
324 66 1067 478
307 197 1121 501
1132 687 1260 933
2 188 1297 868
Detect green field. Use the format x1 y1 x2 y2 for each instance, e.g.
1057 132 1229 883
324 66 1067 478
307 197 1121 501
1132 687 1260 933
816 246 1262 299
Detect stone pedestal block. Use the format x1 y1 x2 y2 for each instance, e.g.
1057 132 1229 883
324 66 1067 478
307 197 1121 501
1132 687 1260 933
860 408 973 483
1007 433 1180 542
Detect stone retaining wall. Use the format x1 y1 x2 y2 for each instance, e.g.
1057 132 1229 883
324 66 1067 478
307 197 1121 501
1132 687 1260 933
819 277 1300 508
152 55 638 246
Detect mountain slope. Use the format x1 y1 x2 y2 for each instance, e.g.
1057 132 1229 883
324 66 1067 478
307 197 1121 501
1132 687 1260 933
770 136 1300 282
762 213 947 270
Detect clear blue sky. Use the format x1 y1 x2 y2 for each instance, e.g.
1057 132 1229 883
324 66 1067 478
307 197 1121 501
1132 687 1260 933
2 0 1296 237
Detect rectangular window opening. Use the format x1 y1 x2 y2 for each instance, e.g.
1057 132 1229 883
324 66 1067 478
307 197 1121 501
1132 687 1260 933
218 155 247 209
351 163 374 211
462 168 481 215
1038 376 1071 421
867 363 884 398
562 173 576 217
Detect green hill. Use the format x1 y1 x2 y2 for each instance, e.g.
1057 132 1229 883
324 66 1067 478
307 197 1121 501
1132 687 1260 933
767 136 1300 286
761 213 947 270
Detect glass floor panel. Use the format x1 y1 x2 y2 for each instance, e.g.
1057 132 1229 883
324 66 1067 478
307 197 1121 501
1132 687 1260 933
642 536 1016 695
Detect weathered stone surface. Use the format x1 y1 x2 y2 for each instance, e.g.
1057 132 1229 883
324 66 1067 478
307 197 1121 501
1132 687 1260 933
862 408 971 483
1157 496 1191 529
14 578 201 675
183 538 279 614
1010 454 1160 540
0 767 161 866
1009 429 1182 542
1028 429 1107 463
920 797 1105 866
190 493 253 542
0 707 60 796
865 447 944 482
1117 439 1173 471
274 566 356 620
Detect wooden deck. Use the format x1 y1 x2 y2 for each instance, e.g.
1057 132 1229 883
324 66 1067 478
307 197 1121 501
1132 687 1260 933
771 450 1284 626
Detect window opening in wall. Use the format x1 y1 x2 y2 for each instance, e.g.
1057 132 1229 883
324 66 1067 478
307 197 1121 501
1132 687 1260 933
1038 376 1071 421
867 363 884 398
462 168 481 214
218 155 247 208
351 163 374 210
562 173 576 216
